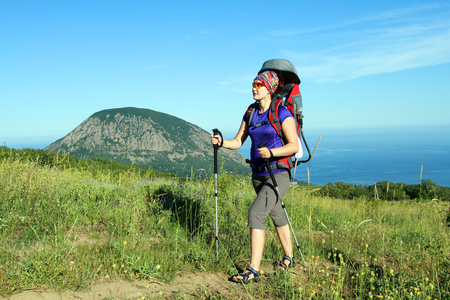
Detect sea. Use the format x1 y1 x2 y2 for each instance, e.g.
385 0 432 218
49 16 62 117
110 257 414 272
237 126 450 187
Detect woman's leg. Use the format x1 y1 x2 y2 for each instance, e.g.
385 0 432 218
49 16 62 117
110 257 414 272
266 172 294 268
276 224 294 268
233 227 265 280
250 228 265 271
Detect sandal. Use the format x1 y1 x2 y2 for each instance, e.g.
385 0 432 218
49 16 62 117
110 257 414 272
230 266 261 284
277 255 296 270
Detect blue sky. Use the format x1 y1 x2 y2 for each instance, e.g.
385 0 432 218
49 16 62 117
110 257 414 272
1 1 450 149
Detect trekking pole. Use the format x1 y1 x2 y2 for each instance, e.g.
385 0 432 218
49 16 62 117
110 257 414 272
259 138 308 270
212 129 222 263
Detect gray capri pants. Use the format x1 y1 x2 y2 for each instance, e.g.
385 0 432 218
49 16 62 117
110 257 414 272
248 171 291 230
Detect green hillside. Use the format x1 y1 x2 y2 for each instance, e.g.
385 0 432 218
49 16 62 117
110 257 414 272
1 147 449 299
45 107 249 177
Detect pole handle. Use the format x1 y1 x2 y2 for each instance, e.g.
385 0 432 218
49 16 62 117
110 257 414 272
212 129 222 174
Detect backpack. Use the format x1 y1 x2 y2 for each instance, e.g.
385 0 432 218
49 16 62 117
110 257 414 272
245 59 311 172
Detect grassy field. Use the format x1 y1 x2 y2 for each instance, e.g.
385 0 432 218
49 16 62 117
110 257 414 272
0 148 449 299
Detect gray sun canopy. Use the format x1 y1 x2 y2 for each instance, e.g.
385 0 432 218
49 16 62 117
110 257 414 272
258 59 300 85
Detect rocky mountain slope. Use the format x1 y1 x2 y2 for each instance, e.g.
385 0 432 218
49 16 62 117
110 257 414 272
44 107 248 176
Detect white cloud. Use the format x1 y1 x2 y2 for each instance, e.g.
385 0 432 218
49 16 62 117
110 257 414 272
280 4 450 82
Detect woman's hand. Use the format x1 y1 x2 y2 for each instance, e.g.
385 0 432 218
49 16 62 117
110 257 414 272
211 134 222 146
258 147 272 159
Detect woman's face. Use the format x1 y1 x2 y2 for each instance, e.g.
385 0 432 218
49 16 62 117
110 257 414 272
252 81 270 101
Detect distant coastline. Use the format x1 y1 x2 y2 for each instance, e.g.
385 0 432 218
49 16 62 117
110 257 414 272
2 126 449 187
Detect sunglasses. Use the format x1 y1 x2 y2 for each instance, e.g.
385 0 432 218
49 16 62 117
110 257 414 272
252 82 265 90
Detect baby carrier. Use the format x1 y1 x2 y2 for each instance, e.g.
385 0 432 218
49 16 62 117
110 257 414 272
246 59 311 173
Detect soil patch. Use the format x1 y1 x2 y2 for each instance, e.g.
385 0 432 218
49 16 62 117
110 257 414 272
1 271 249 299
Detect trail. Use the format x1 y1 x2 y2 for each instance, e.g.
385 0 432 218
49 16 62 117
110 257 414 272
1 271 249 299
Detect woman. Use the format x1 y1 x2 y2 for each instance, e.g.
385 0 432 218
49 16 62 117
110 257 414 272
211 70 299 283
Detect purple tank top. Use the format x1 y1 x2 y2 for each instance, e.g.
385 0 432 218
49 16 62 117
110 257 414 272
243 105 293 176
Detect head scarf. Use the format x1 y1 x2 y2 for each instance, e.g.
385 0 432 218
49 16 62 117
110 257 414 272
254 71 279 95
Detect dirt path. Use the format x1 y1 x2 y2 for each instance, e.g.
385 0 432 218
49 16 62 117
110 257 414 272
1 271 250 299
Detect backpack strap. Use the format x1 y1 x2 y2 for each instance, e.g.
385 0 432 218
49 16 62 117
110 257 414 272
269 98 283 139
245 102 258 127
246 99 282 131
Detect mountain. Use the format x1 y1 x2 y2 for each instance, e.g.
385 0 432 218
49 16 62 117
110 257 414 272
44 107 249 176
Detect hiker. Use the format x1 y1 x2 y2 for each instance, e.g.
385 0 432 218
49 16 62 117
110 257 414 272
211 70 299 283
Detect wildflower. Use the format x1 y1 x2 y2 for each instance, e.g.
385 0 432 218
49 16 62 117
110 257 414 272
123 241 127 246
112 264 116 269
331 230 334 234
156 264 161 270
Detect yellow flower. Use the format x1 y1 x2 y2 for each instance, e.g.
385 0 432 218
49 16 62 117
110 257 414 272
123 241 127 246
156 264 161 270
